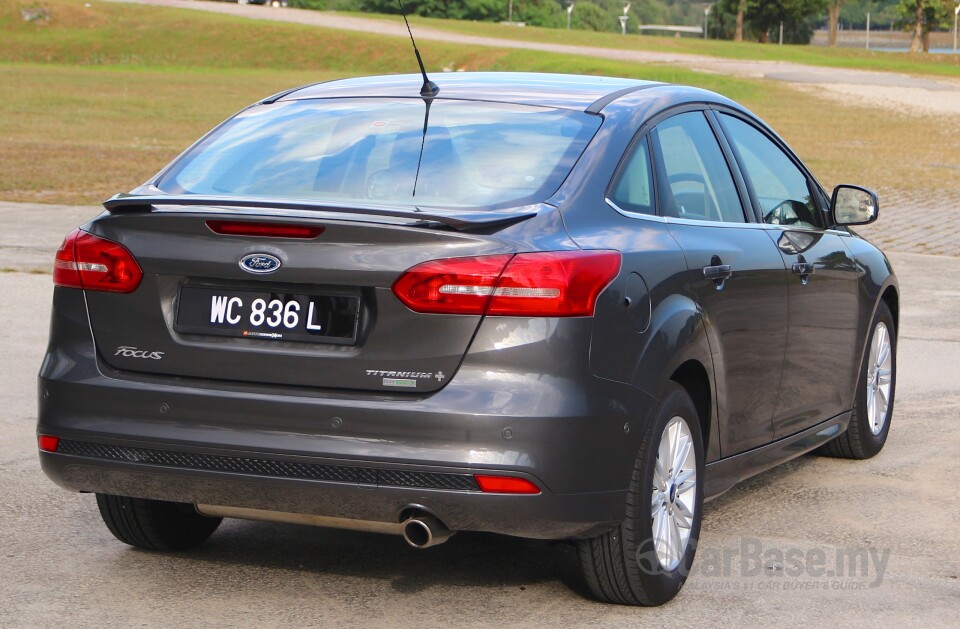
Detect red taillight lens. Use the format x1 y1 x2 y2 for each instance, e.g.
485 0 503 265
489 251 621 317
392 251 620 317
206 220 324 239
37 435 60 452
474 475 541 495
53 229 143 293
53 229 83 289
391 254 513 315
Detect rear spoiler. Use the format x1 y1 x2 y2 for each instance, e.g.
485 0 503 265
103 194 540 231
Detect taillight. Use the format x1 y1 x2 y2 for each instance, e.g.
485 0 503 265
53 229 143 293
391 254 512 315
474 475 541 495
392 251 620 317
206 220 324 239
37 435 60 452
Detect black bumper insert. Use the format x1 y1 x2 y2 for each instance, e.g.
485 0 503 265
55 440 480 492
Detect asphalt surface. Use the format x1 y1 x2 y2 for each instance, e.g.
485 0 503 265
1 204 958 627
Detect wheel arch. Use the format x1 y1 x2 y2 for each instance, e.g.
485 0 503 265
880 284 899 333
639 294 720 462
669 360 712 461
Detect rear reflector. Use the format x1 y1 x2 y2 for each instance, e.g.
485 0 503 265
37 435 60 452
53 229 143 293
392 251 620 317
206 220 324 239
474 475 541 495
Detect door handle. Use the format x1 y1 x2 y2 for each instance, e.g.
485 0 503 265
703 264 732 280
792 262 815 276
792 261 815 285
703 263 732 290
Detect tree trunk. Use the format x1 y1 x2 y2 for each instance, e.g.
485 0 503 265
758 30 768 44
734 0 746 42
909 0 924 53
828 3 841 47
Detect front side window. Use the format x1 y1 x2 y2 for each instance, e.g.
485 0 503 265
651 112 745 223
157 98 601 210
719 114 819 228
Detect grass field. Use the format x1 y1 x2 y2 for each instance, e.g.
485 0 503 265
350 9 960 78
0 0 955 204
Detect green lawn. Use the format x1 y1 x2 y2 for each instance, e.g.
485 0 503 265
0 0 953 204
345 10 960 78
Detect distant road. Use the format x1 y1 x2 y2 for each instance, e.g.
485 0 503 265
110 0 959 118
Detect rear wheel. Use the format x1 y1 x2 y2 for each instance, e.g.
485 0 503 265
96 494 222 551
819 301 896 459
578 382 704 605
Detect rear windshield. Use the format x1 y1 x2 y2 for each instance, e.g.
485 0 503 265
157 98 601 210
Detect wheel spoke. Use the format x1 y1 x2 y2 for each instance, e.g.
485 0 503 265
673 437 692 478
877 368 891 385
659 437 671 477
669 511 684 565
655 508 669 559
667 421 679 473
651 489 663 511
673 500 694 529
876 386 888 420
876 343 890 369
654 458 666 489
675 468 695 487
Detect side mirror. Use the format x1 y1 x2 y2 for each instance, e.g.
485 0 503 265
831 185 879 226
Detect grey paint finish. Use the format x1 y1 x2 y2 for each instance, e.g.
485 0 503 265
38 74 897 541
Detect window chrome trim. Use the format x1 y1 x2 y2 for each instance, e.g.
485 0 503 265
605 197 666 223
604 198 854 236
605 198 769 229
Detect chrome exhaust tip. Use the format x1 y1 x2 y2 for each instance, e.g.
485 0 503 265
401 514 453 549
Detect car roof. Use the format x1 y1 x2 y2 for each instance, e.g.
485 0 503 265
277 72 667 112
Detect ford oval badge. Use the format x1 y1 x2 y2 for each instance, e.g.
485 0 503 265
239 253 282 274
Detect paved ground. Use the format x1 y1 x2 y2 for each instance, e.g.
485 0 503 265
1 204 958 628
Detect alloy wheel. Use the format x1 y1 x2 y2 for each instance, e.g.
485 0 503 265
651 415 697 571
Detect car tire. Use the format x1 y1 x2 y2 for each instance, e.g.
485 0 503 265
577 381 704 606
96 494 222 551
819 301 896 460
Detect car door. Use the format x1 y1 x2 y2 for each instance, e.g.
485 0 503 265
715 111 861 437
649 110 789 456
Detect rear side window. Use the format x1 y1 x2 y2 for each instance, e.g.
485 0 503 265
651 112 745 223
157 98 601 210
609 135 655 215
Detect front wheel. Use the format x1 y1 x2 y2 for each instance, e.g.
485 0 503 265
819 301 896 459
578 382 704 606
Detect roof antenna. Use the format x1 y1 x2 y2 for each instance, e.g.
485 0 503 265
396 0 437 199
397 0 439 99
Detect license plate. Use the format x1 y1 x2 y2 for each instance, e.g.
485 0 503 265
175 286 360 344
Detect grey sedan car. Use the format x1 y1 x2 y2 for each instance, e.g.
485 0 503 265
38 73 897 605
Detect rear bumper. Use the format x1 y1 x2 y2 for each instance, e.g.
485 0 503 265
39 448 624 539
37 288 656 539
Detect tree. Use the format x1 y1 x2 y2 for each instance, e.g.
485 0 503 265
909 0 925 51
899 0 953 52
735 0 747 41
827 0 843 46
745 0 829 43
